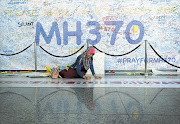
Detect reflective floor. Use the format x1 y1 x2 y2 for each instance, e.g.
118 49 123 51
0 74 180 124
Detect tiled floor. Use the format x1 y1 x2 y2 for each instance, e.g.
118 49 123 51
0 73 179 124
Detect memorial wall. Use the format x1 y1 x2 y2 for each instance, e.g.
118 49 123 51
0 0 179 70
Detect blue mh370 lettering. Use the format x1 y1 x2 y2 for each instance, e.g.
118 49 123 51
35 20 144 46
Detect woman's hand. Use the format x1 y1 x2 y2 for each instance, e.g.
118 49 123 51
94 75 102 79
86 76 91 80
83 76 91 80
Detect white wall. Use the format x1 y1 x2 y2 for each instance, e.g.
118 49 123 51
0 0 179 70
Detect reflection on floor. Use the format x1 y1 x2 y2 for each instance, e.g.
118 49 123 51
0 74 180 124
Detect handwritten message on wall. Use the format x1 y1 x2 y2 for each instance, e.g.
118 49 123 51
0 0 179 70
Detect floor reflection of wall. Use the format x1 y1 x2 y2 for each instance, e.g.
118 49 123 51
0 87 179 124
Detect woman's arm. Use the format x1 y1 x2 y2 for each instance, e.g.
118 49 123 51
77 64 91 80
76 63 85 78
90 58 95 76
90 58 102 79
76 56 88 79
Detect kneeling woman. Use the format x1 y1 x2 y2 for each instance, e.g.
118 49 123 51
51 46 101 80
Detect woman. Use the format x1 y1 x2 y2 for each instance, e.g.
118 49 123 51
51 46 101 80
